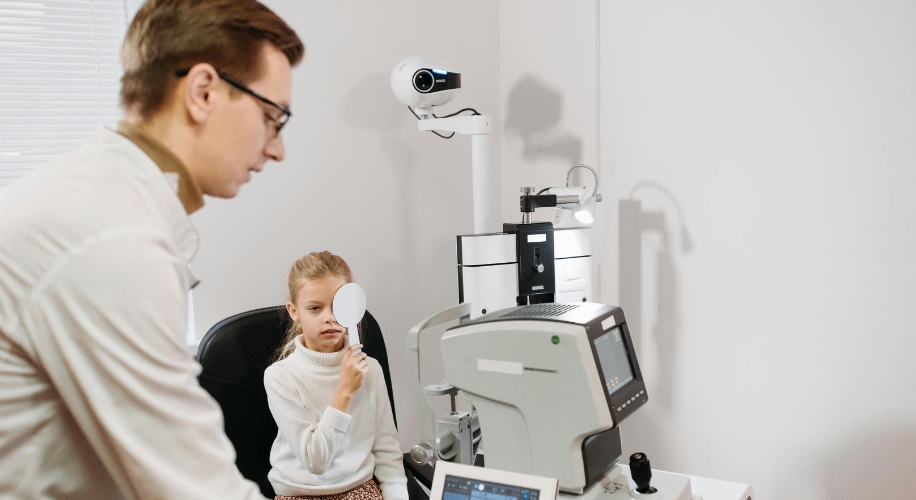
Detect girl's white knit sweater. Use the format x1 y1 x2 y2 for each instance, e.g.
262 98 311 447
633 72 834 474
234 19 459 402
265 337 408 499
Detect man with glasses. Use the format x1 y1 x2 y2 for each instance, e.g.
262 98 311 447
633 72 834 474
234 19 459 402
0 1 302 498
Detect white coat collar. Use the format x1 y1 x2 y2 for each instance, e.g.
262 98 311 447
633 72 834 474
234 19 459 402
97 128 200 268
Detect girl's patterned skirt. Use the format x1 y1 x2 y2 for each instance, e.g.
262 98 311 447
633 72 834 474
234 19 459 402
275 478 383 500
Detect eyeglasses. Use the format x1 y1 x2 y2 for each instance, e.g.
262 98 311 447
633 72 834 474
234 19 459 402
175 68 292 137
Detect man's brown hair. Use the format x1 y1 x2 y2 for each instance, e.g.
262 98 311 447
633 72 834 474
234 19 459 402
121 0 304 120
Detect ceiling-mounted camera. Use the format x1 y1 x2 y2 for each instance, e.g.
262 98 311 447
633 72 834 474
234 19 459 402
391 55 461 113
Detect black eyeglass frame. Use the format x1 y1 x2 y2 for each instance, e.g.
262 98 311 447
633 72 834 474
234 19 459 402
175 68 292 137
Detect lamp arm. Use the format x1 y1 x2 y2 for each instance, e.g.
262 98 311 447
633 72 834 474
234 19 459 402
566 164 600 199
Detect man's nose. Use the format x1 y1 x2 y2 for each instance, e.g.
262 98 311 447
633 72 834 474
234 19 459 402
266 133 285 162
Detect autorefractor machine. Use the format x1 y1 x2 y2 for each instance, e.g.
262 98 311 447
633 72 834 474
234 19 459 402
409 300 694 500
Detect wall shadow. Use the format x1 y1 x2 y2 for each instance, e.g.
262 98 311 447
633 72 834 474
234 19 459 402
344 73 415 170
618 181 693 465
504 75 582 166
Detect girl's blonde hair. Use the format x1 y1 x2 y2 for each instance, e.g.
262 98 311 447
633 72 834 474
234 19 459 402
275 251 353 361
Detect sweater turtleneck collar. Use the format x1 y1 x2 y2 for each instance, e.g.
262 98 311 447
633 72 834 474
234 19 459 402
293 335 347 372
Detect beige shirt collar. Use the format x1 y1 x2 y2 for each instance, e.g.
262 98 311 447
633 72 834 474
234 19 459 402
116 120 204 215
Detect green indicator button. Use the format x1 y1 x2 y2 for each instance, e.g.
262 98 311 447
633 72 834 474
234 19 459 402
551 335 560 345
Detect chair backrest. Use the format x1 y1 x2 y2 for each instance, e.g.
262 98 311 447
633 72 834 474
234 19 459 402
197 306 396 498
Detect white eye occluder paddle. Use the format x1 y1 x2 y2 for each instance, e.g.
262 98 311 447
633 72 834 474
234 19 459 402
332 282 366 352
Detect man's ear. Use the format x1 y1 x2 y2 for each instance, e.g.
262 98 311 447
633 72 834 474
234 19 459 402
182 63 220 125
286 301 299 322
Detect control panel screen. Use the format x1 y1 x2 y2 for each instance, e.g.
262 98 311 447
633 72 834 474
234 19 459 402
443 475 540 500
592 327 634 396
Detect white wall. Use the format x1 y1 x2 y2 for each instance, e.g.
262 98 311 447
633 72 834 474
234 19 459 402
498 1 599 226
600 1 916 499
189 0 500 451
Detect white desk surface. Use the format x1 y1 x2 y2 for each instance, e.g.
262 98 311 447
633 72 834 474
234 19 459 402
617 464 754 500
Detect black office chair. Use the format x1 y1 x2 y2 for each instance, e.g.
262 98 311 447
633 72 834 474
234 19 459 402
197 305 398 498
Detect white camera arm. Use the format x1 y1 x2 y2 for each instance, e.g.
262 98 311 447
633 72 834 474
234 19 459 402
417 115 492 234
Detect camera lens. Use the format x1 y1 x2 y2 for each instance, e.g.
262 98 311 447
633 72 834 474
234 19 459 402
413 70 434 93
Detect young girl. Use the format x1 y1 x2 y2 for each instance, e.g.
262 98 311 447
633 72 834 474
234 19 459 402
265 251 408 500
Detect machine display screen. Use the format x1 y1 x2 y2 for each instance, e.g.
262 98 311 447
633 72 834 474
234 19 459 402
443 475 540 500
592 327 634 396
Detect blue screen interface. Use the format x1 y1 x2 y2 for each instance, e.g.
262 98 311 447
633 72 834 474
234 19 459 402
443 475 540 500
592 326 634 396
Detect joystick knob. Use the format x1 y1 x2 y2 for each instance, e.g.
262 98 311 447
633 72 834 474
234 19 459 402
629 453 657 494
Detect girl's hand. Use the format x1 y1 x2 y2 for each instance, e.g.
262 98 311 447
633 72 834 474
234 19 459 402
332 344 368 413
340 344 368 394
